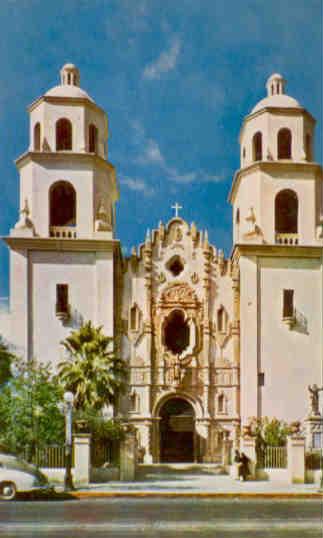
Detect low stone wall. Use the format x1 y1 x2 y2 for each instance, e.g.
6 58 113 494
90 466 119 483
305 469 321 484
40 468 72 484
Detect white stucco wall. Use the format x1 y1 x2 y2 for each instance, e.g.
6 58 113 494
260 256 322 422
239 252 323 425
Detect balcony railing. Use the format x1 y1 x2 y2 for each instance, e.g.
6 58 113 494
50 226 77 239
275 233 298 245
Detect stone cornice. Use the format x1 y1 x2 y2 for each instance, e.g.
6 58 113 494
3 236 121 254
15 150 115 173
231 243 323 262
228 161 322 203
240 106 316 140
28 95 105 116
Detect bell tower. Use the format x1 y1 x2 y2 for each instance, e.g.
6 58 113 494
230 74 323 427
5 65 120 364
230 73 322 246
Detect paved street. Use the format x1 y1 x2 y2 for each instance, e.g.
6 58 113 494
0 497 322 537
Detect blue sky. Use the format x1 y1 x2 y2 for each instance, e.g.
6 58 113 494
0 0 322 302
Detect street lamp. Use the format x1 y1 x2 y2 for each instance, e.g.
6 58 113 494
63 391 74 491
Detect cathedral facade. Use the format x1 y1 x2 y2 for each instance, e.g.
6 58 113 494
1 66 322 463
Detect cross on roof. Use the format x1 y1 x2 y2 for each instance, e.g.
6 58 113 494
171 202 182 218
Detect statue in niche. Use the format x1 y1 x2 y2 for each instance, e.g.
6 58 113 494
308 384 322 416
95 199 111 232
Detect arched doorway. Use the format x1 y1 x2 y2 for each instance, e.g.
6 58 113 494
159 398 195 463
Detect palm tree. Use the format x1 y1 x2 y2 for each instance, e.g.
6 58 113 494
0 336 15 386
58 322 127 411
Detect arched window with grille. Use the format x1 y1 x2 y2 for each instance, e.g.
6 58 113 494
89 124 98 153
278 128 292 159
252 132 262 161
34 122 41 151
275 189 298 234
56 118 72 151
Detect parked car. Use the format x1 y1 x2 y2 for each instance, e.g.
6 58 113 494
0 453 53 500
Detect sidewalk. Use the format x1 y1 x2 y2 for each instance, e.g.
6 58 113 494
72 472 323 498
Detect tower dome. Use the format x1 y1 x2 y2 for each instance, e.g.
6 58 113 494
44 63 93 101
251 73 301 114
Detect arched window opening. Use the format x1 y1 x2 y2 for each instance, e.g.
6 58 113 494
217 306 227 333
236 208 240 225
56 118 72 151
89 124 98 153
34 122 41 151
305 134 312 161
242 147 246 160
130 304 141 331
252 132 262 161
275 189 298 234
218 394 225 414
167 255 184 277
278 128 292 159
49 181 76 228
164 310 189 355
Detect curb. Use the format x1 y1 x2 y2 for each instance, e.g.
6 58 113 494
72 491 323 499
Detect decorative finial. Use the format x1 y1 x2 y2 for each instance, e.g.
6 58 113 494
171 202 182 218
145 229 151 244
266 73 286 97
60 64 80 87
21 198 30 217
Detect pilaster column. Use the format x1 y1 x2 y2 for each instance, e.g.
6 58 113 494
231 263 241 417
143 232 153 408
202 235 211 416
73 434 91 486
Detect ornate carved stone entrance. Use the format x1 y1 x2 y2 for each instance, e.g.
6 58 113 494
159 397 195 463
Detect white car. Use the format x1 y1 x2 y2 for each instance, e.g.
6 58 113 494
0 453 52 500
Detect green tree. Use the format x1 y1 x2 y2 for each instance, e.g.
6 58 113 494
0 336 15 386
58 321 127 411
0 359 64 459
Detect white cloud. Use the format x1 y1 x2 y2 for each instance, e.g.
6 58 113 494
138 138 165 165
120 175 154 196
143 37 181 80
129 121 227 185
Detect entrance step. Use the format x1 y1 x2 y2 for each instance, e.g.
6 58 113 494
137 463 227 481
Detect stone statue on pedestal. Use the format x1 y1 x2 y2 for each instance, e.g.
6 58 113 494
308 384 322 416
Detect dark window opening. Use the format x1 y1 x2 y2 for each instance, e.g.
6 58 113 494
236 208 240 224
217 306 227 333
283 289 294 318
275 189 298 233
253 132 262 161
258 372 265 386
278 128 292 159
56 118 72 151
50 181 76 227
130 304 139 331
305 134 312 161
218 394 225 413
164 310 189 355
34 123 41 151
56 284 69 315
89 124 98 153
168 257 184 276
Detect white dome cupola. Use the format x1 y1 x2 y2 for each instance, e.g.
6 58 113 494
13 64 118 240
239 73 315 167
230 73 321 248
